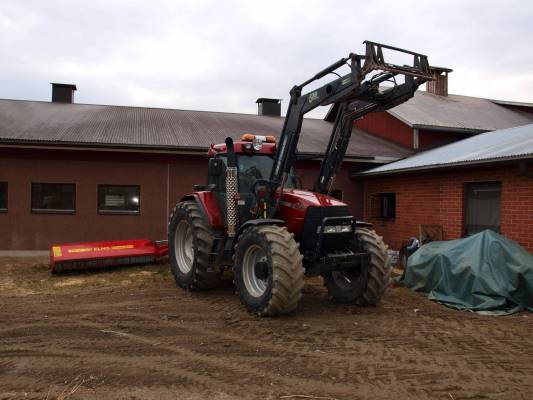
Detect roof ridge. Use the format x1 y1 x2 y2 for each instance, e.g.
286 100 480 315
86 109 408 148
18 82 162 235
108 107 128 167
0 98 331 121
359 123 533 176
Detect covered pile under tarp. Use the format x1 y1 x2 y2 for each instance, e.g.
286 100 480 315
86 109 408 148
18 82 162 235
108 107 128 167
403 230 533 315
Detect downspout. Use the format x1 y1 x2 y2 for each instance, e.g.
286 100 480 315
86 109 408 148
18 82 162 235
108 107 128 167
413 128 419 150
166 163 170 223
519 162 533 179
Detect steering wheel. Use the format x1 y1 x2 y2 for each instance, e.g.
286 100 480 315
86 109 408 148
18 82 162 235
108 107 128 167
251 179 274 198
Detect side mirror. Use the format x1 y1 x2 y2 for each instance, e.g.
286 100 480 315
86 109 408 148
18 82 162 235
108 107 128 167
208 158 223 177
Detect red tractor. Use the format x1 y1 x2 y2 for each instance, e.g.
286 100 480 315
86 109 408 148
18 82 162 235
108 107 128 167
168 41 433 316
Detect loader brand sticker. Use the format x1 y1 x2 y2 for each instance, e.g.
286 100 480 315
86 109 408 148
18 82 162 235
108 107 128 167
308 91 319 103
342 77 351 85
67 244 135 254
52 246 62 257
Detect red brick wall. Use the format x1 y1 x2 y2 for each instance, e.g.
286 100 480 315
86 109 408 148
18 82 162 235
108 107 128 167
361 164 533 253
355 111 413 148
0 148 364 249
0 148 199 250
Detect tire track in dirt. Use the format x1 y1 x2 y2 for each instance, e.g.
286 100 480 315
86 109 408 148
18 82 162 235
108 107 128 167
73 320 383 399
1 319 389 399
3 262 533 400
72 308 533 397
7 289 533 395
2 345 242 395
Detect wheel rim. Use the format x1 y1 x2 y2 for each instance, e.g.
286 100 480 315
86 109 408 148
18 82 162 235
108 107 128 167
242 244 269 298
174 220 194 274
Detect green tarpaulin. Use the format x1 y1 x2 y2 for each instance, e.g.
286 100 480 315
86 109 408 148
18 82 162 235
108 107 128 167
403 230 533 315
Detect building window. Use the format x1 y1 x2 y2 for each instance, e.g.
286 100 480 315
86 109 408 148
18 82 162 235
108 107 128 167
465 181 501 235
31 183 76 213
98 185 140 214
371 193 396 219
0 182 7 212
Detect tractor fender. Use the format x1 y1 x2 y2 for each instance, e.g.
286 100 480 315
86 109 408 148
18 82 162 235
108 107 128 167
354 220 373 229
238 219 285 234
179 192 225 231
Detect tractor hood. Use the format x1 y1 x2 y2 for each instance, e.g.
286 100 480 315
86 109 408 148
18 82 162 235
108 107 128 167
278 189 349 236
279 189 347 209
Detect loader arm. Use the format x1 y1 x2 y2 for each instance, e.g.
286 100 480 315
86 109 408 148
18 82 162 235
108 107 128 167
270 41 433 196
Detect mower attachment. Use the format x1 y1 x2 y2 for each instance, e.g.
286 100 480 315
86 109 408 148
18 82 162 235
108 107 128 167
50 238 168 273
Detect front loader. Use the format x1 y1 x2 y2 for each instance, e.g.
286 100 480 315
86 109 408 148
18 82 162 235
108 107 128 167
168 41 433 316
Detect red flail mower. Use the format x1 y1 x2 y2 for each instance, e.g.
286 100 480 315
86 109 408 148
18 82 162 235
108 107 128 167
50 239 168 273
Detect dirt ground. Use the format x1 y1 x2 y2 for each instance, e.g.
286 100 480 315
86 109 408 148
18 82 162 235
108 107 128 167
1 257 532 400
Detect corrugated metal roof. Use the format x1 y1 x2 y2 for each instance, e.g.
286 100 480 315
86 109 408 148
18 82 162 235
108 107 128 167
387 91 533 132
489 99 533 108
360 123 533 176
0 99 412 159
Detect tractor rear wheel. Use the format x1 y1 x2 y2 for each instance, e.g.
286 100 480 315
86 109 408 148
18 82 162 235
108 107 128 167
168 201 221 290
234 225 304 316
324 227 391 305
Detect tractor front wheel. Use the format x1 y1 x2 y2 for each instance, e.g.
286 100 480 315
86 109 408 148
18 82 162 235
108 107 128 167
234 225 304 316
324 228 391 305
168 201 221 290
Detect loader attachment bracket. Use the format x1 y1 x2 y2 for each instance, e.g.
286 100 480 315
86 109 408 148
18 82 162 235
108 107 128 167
363 41 433 80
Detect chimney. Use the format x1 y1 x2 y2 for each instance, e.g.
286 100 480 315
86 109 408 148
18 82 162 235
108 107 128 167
256 98 281 116
426 67 453 96
51 83 77 103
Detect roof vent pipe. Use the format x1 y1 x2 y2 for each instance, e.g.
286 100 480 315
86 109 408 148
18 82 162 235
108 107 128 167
256 98 281 116
51 83 77 103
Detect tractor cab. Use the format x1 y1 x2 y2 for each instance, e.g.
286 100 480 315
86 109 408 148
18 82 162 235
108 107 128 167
205 134 299 225
206 134 278 194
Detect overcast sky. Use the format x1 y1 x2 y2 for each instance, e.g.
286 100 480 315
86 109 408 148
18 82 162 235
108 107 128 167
1 0 532 118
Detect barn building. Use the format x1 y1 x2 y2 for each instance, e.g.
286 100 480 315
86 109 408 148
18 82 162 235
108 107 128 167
349 68 533 150
0 85 410 250
358 123 533 253
2 80 532 251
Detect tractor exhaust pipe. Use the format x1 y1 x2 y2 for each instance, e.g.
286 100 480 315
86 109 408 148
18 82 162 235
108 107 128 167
225 137 239 237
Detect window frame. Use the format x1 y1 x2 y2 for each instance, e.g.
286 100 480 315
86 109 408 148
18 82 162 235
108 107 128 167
30 182 76 214
464 181 502 236
371 192 396 220
0 182 7 213
97 184 141 215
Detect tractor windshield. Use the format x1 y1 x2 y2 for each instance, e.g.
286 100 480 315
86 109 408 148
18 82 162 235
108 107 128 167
215 154 298 193
237 155 297 193
237 155 273 193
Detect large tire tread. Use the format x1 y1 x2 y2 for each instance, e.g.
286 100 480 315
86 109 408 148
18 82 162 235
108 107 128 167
168 201 221 291
354 228 391 306
234 225 304 316
323 227 391 305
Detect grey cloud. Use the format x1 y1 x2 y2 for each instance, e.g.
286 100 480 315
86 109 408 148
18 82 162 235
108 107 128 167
1 0 532 119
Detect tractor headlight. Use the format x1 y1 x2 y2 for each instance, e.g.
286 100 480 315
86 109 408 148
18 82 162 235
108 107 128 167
252 137 263 151
319 225 353 234
339 225 352 233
